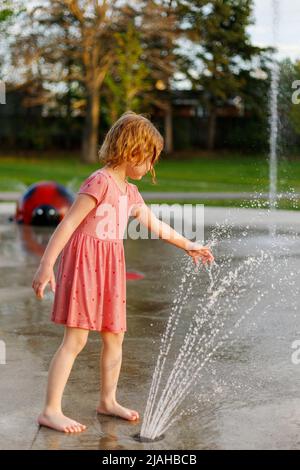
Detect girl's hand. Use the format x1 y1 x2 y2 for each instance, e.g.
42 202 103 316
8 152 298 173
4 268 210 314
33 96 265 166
32 265 56 299
184 241 214 266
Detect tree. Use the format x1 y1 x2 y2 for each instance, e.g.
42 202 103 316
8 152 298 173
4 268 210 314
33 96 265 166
0 2 13 22
58 0 116 163
138 0 180 153
0 0 19 78
9 0 120 162
103 0 179 147
177 0 266 150
103 21 152 125
8 0 179 160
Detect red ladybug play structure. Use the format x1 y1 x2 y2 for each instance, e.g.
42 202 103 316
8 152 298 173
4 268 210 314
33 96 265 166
15 181 74 226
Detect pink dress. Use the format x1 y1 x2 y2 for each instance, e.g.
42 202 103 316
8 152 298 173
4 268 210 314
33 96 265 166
50 167 145 333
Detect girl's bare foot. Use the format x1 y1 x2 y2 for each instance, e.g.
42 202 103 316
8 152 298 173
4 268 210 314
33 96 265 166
37 411 87 433
96 401 139 421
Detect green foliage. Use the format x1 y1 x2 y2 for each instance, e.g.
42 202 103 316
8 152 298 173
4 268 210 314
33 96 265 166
0 8 12 22
290 104 300 135
177 0 270 148
173 117 192 149
103 21 151 125
221 117 269 151
179 0 266 102
0 0 25 22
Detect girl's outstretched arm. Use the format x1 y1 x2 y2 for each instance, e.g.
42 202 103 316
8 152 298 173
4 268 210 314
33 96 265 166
134 203 214 265
32 194 97 298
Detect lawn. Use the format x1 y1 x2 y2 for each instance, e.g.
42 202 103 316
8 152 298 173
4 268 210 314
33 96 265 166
1 152 300 209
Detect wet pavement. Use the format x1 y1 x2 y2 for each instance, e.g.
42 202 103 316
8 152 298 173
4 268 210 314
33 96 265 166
1 206 300 449
2 191 300 202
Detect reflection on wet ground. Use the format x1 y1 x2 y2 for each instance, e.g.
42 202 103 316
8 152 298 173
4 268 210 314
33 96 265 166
1 212 300 449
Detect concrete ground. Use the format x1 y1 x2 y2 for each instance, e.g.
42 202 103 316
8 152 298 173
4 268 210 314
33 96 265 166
1 200 300 231
1 201 300 450
1 191 300 201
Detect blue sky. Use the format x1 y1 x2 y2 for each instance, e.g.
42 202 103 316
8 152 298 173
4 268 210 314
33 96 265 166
249 0 300 61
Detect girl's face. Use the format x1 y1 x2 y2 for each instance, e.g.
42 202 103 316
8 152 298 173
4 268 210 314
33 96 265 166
126 158 153 180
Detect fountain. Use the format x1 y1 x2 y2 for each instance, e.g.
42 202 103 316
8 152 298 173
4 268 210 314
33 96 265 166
134 0 295 444
135 199 300 442
269 0 280 212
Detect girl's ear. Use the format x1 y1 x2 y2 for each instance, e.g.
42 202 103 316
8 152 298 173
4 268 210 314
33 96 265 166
131 147 142 159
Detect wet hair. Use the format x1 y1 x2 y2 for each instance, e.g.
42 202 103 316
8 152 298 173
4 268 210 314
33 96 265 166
98 110 164 184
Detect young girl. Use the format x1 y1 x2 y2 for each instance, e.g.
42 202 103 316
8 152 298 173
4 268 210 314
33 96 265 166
32 110 214 433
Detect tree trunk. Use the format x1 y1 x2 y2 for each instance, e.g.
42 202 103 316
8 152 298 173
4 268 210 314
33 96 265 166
81 87 100 163
207 108 217 150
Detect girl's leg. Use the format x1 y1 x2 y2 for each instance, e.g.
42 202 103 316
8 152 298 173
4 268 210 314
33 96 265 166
96 331 139 421
37 326 89 433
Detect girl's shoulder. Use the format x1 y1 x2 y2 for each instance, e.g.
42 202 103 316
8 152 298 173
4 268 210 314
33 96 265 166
77 169 109 205
79 168 109 188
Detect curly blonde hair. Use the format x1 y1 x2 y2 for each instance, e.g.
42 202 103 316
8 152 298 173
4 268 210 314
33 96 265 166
98 110 164 184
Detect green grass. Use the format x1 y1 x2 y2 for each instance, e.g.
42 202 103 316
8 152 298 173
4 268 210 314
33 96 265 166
1 152 300 209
